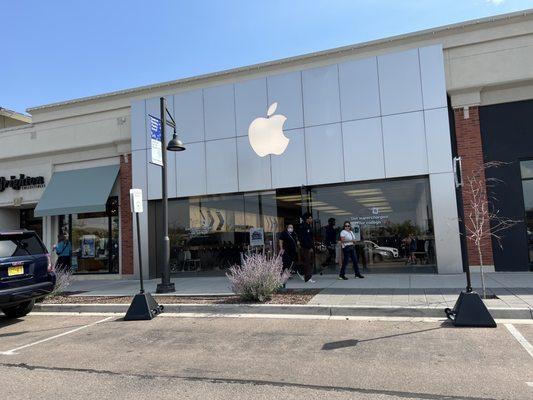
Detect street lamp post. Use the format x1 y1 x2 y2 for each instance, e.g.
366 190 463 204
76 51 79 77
156 97 186 294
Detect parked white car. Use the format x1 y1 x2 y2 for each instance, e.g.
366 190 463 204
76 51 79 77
364 240 399 259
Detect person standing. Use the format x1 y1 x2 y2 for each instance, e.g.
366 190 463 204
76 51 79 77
278 224 298 273
323 217 337 269
408 234 418 265
339 222 364 280
403 234 415 265
53 233 71 272
298 213 315 283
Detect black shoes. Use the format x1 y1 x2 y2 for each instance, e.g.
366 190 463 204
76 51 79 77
338 275 348 280
355 274 365 279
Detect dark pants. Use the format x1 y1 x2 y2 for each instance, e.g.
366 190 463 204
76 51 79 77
341 246 360 277
282 253 295 272
301 248 313 282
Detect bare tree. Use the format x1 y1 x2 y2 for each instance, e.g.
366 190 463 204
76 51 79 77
462 161 519 298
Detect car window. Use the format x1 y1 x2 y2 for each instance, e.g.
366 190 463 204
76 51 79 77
0 234 45 257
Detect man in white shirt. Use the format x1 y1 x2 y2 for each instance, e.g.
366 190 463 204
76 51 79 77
339 221 364 280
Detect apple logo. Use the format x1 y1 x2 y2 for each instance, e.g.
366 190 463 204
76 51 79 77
248 102 289 157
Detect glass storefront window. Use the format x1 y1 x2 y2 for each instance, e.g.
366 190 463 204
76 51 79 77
150 177 436 275
58 197 119 274
152 192 282 274
302 178 435 272
520 161 533 262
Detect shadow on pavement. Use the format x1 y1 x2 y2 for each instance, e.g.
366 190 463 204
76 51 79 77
321 325 448 351
0 317 24 330
0 317 94 336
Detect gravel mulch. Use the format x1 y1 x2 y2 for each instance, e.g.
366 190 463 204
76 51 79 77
41 289 321 305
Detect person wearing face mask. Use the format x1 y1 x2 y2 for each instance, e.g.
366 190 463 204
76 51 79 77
278 223 299 274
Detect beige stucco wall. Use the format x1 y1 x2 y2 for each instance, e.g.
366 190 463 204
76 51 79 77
0 115 28 129
0 108 130 162
444 19 533 107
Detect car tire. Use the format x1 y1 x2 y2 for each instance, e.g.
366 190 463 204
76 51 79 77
1 300 35 318
373 254 383 263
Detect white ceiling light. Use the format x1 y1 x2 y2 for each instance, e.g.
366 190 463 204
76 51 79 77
344 189 383 196
277 195 308 201
356 197 387 203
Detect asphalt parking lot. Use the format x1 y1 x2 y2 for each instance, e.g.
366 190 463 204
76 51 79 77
0 313 532 400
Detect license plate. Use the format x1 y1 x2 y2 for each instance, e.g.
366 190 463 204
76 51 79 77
8 265 24 276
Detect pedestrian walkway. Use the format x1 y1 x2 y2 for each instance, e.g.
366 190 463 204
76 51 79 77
66 272 533 310
306 273 533 310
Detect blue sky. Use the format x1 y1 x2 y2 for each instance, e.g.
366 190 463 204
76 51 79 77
2 0 533 114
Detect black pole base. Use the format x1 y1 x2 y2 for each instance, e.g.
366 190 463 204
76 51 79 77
156 282 175 294
124 292 164 321
445 291 497 328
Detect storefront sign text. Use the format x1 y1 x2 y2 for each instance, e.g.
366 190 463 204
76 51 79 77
0 174 45 192
350 215 389 226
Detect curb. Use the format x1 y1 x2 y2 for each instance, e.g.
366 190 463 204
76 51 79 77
33 303 533 320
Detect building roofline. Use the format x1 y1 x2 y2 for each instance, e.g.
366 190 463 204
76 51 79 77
27 8 533 113
0 107 32 123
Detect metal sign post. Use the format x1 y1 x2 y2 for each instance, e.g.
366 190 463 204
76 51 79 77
124 188 164 321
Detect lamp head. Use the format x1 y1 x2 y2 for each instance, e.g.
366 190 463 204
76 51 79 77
167 133 186 152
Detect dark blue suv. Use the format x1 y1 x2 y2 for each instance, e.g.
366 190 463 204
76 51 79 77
0 230 56 318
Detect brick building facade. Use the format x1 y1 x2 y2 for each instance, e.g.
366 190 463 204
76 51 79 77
453 107 495 268
120 154 133 275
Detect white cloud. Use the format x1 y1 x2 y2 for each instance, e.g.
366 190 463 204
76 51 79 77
486 0 506 4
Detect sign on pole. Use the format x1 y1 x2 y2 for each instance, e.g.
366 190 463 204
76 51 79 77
149 115 163 167
130 188 143 213
125 187 163 320
249 227 265 246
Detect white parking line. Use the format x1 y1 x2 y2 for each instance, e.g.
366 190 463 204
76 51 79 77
27 311 533 324
0 316 114 355
504 323 533 359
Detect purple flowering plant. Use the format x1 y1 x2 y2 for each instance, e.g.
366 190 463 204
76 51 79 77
226 253 290 302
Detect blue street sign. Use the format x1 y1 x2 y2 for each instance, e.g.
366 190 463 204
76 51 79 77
149 115 163 166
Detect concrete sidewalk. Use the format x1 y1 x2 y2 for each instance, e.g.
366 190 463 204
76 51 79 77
65 272 533 311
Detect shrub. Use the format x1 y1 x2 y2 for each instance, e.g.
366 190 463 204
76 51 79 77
49 267 73 298
226 253 290 302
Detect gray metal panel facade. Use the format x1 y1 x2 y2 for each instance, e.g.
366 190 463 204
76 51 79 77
130 44 462 273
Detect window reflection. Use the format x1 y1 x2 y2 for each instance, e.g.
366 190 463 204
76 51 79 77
520 161 533 262
161 192 282 273
58 197 119 274
151 177 436 275
304 178 435 272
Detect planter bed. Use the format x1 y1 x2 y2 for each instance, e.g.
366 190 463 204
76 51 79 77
42 289 321 305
